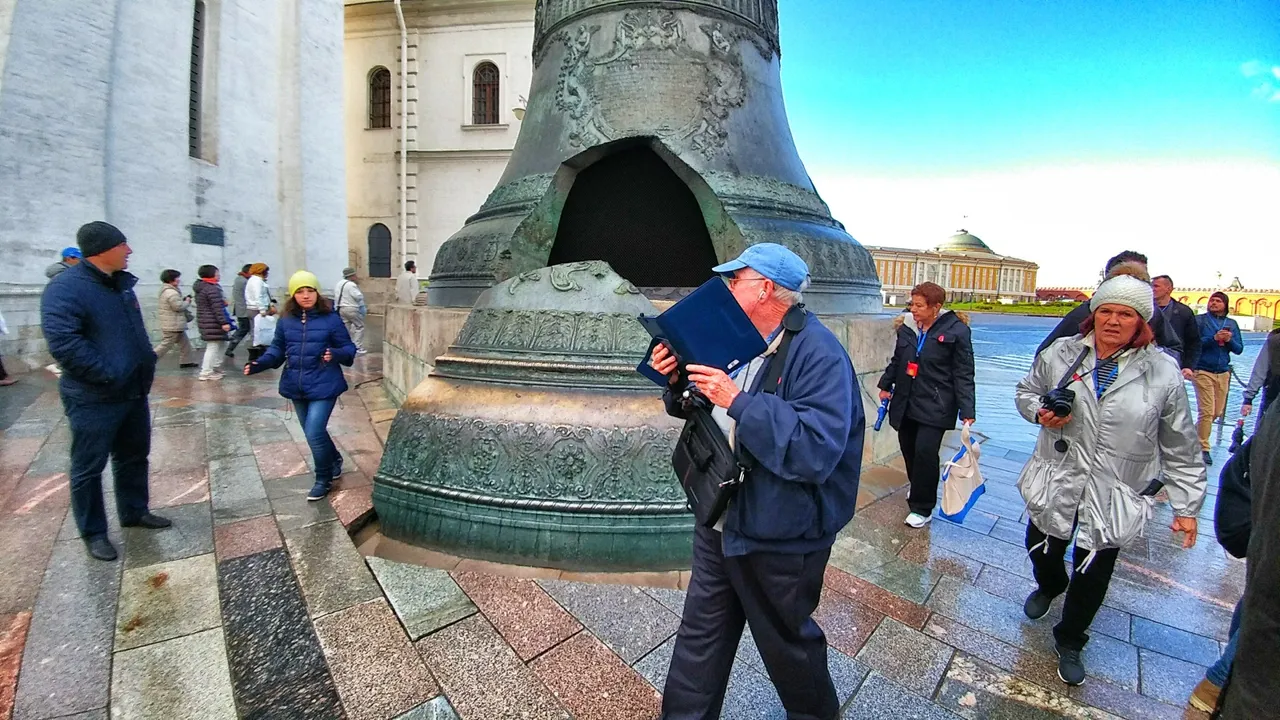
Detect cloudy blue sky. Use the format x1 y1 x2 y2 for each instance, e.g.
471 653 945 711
778 0 1280 287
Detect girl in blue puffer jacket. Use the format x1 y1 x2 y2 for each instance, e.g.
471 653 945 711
245 270 357 500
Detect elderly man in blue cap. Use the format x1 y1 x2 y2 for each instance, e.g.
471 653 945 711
649 243 864 720
44 246 82 279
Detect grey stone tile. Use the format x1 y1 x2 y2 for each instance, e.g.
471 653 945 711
828 536 897 578
855 618 953 698
975 565 1130 643
1138 649 1208 707
720 664 786 718
926 577 1056 657
284 520 381 618
205 418 253 460
1080 632 1140 691
218 548 344 718
270 493 337 532
632 635 675 691
927 521 1035 579
538 580 681 664
937 654 1120 719
13 539 121 720
49 711 109 720
936 509 998 535
859 557 942 604
366 557 476 640
842 672 961 720
263 474 317 501
643 587 687 617
122 502 213 570
1130 617 1221 667
109 627 237 720
829 648 872 707
1090 604 1132 644
208 456 269 526
989 517 1028 546
57 495 122 543
1102 576 1233 642
115 553 221 651
395 696 461 720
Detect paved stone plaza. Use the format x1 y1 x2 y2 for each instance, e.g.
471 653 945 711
0 325 1245 719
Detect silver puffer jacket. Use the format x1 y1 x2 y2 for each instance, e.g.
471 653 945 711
1015 334 1206 555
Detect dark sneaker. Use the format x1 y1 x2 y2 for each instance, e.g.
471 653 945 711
86 537 118 561
1023 590 1053 620
307 481 332 501
1203 451 1213 465
332 459 345 479
122 513 173 529
179 362 199 369
1055 646 1086 686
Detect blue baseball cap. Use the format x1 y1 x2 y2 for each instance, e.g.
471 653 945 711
61 247 82 259
712 243 810 291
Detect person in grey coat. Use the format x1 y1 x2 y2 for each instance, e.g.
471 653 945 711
1015 273 1206 687
225 264 252 357
1241 329 1278 419
45 247 83 279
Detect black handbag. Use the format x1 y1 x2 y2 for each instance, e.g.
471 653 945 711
671 305 806 528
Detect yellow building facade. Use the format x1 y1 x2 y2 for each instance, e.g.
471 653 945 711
1040 281 1280 323
865 230 1039 305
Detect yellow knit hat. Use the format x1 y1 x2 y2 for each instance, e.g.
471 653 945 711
287 270 320 298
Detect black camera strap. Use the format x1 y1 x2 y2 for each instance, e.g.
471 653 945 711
733 304 808 475
1054 346 1092 391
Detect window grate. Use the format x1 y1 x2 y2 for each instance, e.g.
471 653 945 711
472 62 500 125
189 1 205 158
369 67 391 129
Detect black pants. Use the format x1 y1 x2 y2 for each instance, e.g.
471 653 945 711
66 397 151 539
0 355 7 380
226 316 251 353
662 525 838 720
247 345 265 363
1025 520 1121 650
899 417 947 515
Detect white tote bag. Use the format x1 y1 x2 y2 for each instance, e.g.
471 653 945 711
252 314 278 347
939 424 986 522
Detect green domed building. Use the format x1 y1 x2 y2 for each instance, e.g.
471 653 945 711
864 229 1039 305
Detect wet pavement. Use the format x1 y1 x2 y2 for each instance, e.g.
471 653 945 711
0 314 1255 719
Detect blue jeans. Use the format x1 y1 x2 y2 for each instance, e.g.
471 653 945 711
66 397 151 539
293 398 338 486
1207 597 1243 686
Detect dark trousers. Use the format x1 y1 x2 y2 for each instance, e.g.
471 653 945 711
66 397 151 539
293 398 338 485
226 316 251 353
0 355 7 379
247 345 265 363
899 417 947 515
1025 520 1121 650
662 525 838 720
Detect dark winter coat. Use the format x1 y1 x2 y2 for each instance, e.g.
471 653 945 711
193 279 229 342
1221 404 1280 719
662 311 864 557
1158 299 1201 371
41 261 156 404
1194 312 1243 374
1037 302 1183 361
878 310 976 430
248 308 356 401
1214 437 1253 559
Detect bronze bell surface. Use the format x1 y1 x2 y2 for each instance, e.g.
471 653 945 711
427 0 882 313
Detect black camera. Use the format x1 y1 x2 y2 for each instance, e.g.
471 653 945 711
1041 387 1075 418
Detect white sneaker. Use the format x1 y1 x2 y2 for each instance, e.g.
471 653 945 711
356 349 368 356
45 363 62 377
198 372 224 382
904 512 932 528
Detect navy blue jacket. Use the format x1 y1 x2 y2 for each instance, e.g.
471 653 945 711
41 262 157 404
665 311 864 557
1195 313 1243 374
248 309 356 400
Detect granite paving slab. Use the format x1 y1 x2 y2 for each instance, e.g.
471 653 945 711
21 443 70 479
990 517 1030 546
926 576 1056 656
926 521 1035 579
12 539 122 720
122 502 214 570
284 520 381 618
827 536 897 578
841 672 961 720
937 653 1121 720
0 612 32 720
1077 633 1140 691
936 509 999 535
205 418 254 460
207 456 270 526
898 539 986 583
813 589 885 658
217 548 344 719
632 634 784 718
855 618 954 698
416 614 570 720
3 472 69 516
263 474 318 501
146 466 210 509
1097 575 1232 642
973 565 1131 642
367 558 476 641
114 553 221 651
858 556 943 605
270 493 338 532
314 599 438 720
538 580 680 664
1066 680 1189 720
1137 649 1207 707
1130 617 1221 667
825 566 930 629
212 516 282 562
330 485 374 528
642 587 687 617
923 614 1061 691
0 436 44 477
395 696 462 720
529 630 662 720
109 627 236 720
0 511 63 615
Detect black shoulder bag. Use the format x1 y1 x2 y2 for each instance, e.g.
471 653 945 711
671 305 808 528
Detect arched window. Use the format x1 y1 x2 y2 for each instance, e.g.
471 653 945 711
472 62 500 125
369 67 391 129
368 224 392 278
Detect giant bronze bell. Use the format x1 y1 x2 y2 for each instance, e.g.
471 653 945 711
376 0 883 571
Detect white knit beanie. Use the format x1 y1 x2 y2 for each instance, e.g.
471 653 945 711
1089 274 1154 321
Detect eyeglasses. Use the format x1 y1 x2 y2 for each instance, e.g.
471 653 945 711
726 276 769 290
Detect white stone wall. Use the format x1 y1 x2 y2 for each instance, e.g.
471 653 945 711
0 0 347 369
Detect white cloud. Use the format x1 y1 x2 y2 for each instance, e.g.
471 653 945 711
811 160 1280 288
1241 59 1280 102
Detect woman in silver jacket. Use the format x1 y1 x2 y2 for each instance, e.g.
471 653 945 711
1014 272 1206 687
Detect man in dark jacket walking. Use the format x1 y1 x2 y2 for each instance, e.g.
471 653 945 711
1036 251 1182 359
649 243 863 720
41 221 171 561
1153 275 1201 380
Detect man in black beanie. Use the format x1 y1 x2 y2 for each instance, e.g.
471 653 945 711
41 221 170 562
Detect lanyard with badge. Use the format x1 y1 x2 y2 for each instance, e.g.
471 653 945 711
906 331 927 378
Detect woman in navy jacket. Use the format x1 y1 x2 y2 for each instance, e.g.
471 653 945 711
245 270 356 500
